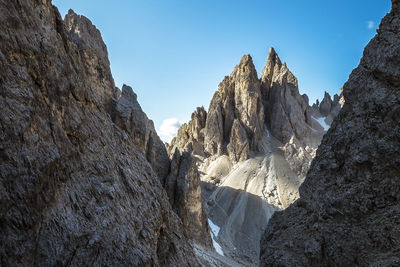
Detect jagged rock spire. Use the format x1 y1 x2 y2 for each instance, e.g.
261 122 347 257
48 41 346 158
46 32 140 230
319 91 333 116
170 48 327 160
261 47 298 91
311 90 344 125
169 47 337 265
203 54 264 160
260 47 280 88
260 48 317 145
167 106 207 156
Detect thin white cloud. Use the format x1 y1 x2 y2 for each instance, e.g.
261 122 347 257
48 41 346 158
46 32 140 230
158 118 182 143
367 21 375 30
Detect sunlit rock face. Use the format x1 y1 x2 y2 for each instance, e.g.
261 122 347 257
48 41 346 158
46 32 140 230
0 2 200 266
261 1 400 265
169 48 338 265
166 106 207 157
260 47 312 145
200 54 265 161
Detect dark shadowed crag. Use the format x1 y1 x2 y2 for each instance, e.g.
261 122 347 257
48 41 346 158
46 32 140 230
260 0 400 266
0 1 199 266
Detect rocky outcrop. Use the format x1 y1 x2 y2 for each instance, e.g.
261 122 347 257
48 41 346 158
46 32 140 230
170 51 320 161
260 1 400 265
167 106 207 156
319 91 333 116
311 90 343 125
226 119 250 162
260 47 315 145
201 55 265 161
169 48 335 265
64 9 115 111
168 55 268 164
169 55 265 162
0 1 198 266
165 151 213 248
67 8 207 253
112 84 170 182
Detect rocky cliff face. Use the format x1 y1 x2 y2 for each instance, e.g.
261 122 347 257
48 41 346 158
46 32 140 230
111 84 170 183
107 75 211 250
260 1 400 265
165 151 213 248
169 48 337 265
260 47 315 145
166 106 207 157
0 1 199 266
200 55 265 161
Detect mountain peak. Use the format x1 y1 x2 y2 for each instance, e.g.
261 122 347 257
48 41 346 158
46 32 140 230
65 9 110 66
260 47 296 88
267 47 281 65
67 8 76 16
64 9 115 107
269 46 276 54
234 54 258 79
239 54 253 65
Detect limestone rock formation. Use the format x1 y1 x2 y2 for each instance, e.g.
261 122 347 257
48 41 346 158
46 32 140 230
311 90 343 126
109 83 212 255
67 7 209 256
64 9 115 111
112 84 170 182
260 1 400 265
165 150 213 248
169 48 337 265
200 55 265 161
0 1 199 266
167 106 207 156
319 91 333 116
260 47 315 145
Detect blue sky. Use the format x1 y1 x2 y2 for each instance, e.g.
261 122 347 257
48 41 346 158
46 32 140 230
54 0 391 141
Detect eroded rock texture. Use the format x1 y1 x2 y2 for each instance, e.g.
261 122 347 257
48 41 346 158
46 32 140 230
260 47 316 145
112 84 170 183
166 107 207 157
311 90 343 125
0 1 198 266
165 151 213 248
169 49 337 265
203 55 265 160
260 1 400 266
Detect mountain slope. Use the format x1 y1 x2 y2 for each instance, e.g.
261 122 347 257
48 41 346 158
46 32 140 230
0 1 198 265
169 49 336 265
260 1 400 265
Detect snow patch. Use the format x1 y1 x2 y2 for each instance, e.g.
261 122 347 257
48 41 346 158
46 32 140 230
208 219 220 236
208 219 224 256
312 116 330 131
265 126 270 138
